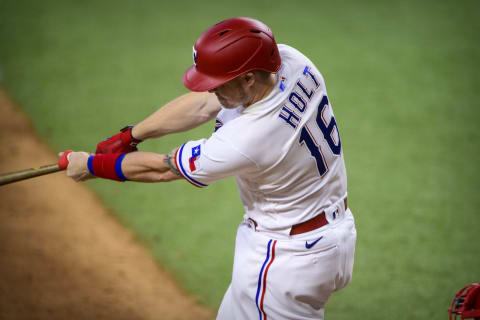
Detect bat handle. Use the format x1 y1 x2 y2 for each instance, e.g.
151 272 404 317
58 150 73 169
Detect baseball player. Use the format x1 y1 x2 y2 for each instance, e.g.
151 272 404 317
62 17 357 319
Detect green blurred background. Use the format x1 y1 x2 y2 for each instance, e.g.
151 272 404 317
1 0 479 318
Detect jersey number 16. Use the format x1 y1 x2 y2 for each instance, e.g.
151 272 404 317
299 95 341 177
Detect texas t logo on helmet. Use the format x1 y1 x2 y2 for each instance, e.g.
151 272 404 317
192 46 198 66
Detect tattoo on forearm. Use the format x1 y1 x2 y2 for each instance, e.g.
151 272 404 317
164 151 181 176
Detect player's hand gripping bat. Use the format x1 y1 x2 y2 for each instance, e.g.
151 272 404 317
0 150 72 186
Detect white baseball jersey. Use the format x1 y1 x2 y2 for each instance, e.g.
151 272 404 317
175 44 347 236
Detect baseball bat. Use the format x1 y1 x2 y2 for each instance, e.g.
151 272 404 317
0 150 72 186
0 164 63 186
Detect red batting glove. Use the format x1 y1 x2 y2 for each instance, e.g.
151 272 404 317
96 126 142 154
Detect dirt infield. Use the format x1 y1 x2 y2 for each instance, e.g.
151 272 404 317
0 89 213 320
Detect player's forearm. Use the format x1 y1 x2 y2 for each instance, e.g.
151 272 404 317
121 151 181 182
131 92 221 140
62 151 182 183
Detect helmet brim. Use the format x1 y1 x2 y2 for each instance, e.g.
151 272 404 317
182 65 236 92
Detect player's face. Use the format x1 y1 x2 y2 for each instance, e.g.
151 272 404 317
209 75 252 109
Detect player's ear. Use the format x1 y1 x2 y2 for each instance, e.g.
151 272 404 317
243 72 256 88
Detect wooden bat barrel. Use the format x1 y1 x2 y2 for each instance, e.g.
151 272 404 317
0 164 61 186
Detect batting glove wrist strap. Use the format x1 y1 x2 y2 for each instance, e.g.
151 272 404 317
87 153 128 181
96 126 142 154
120 125 142 144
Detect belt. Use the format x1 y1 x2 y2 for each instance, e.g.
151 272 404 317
290 198 348 236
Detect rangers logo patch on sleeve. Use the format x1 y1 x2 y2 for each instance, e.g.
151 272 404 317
189 145 201 171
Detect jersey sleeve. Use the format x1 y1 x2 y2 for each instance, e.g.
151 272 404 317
174 135 256 188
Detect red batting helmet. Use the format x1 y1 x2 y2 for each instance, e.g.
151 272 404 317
182 17 281 92
449 283 480 320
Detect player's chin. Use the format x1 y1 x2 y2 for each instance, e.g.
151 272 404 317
218 98 237 109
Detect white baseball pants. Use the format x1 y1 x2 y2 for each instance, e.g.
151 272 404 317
217 208 356 320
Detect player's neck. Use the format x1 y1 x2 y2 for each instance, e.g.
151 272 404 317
244 73 278 108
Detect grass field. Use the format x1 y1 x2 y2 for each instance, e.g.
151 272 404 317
1 0 479 318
